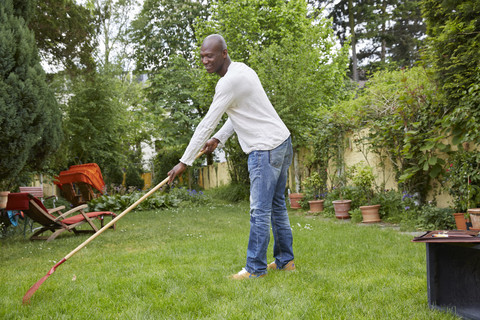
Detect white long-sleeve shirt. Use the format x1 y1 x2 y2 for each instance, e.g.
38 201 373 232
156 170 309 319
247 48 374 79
180 62 290 166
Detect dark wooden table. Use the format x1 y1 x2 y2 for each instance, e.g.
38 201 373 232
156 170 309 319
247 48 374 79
413 231 480 320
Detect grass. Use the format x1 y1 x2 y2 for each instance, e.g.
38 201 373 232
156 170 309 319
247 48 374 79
0 201 460 319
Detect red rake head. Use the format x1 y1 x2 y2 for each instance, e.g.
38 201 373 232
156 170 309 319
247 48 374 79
22 258 66 305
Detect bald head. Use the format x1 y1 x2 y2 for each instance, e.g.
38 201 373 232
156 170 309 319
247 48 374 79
200 34 231 77
202 34 227 51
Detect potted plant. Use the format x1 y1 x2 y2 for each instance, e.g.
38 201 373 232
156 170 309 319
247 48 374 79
301 171 326 214
350 162 381 223
288 191 304 209
331 168 352 219
444 151 480 229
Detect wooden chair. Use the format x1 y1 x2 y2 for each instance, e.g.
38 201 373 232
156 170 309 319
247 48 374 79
54 163 105 206
19 186 57 206
12 193 116 242
18 186 56 235
60 183 83 207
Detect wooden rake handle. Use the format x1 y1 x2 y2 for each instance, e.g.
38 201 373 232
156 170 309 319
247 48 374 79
23 151 204 304
65 151 204 260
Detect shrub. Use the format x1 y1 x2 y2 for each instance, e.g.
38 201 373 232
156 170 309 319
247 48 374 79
350 208 362 223
88 187 209 212
414 203 455 231
207 183 250 203
373 190 417 222
125 166 144 190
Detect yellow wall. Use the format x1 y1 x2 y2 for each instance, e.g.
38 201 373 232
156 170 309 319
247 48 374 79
197 129 453 208
198 162 231 189
26 175 61 197
29 130 454 208
142 172 152 190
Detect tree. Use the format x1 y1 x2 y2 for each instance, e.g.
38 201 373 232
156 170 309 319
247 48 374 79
130 0 209 71
28 0 99 75
61 72 129 183
0 0 63 189
94 0 138 73
195 0 350 189
422 0 480 154
312 0 426 79
422 0 480 107
389 0 425 67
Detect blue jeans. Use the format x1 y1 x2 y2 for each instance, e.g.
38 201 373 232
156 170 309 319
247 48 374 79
245 136 294 275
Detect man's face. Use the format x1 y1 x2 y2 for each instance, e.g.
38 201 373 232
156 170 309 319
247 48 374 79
200 41 226 74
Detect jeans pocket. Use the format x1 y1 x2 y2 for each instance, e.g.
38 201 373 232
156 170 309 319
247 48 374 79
269 146 284 169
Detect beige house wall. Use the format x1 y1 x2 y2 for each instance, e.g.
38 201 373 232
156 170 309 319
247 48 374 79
25 175 61 197
198 161 231 190
30 130 454 208
196 129 453 208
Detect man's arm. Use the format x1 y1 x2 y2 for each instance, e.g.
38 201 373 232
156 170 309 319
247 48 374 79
167 162 187 185
212 118 234 148
167 138 220 184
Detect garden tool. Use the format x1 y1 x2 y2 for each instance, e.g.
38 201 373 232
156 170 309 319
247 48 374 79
23 151 204 304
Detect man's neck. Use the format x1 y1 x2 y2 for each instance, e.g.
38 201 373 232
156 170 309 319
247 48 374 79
217 58 232 77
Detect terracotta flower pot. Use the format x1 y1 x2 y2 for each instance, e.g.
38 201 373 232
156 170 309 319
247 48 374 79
308 199 324 213
0 191 10 209
453 213 467 230
289 193 304 209
332 200 351 219
467 208 480 230
359 204 381 223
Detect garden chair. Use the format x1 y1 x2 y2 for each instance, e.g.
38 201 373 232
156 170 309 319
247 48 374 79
18 186 58 233
60 183 83 207
13 193 116 242
19 186 57 206
55 163 105 206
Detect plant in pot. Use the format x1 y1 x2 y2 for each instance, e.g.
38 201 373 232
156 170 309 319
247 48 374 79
288 190 304 210
350 162 381 223
444 151 480 230
331 168 352 220
301 171 326 214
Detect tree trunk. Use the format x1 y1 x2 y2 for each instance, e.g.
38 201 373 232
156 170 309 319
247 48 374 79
348 0 358 82
294 150 300 192
381 0 387 63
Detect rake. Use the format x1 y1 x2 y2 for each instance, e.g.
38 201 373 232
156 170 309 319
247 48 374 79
23 151 204 304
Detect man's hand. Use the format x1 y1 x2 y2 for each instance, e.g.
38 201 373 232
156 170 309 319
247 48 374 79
167 162 187 185
202 138 220 154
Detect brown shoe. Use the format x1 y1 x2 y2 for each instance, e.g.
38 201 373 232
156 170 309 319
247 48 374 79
230 268 266 280
267 260 296 271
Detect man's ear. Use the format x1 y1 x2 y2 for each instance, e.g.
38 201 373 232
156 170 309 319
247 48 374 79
222 49 228 58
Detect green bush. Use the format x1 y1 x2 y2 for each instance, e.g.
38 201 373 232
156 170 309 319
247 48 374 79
125 165 144 190
88 187 209 212
373 190 417 222
350 208 362 223
207 183 250 203
414 203 455 231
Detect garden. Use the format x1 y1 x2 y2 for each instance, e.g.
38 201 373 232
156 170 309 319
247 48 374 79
1 0 479 319
0 191 460 319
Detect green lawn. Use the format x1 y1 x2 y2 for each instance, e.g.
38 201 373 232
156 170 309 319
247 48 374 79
0 202 459 319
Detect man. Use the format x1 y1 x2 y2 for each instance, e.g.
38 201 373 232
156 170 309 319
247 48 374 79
168 34 295 279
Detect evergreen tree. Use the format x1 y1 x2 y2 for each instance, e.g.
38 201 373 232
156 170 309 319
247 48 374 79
389 0 425 67
0 0 63 189
312 0 425 79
